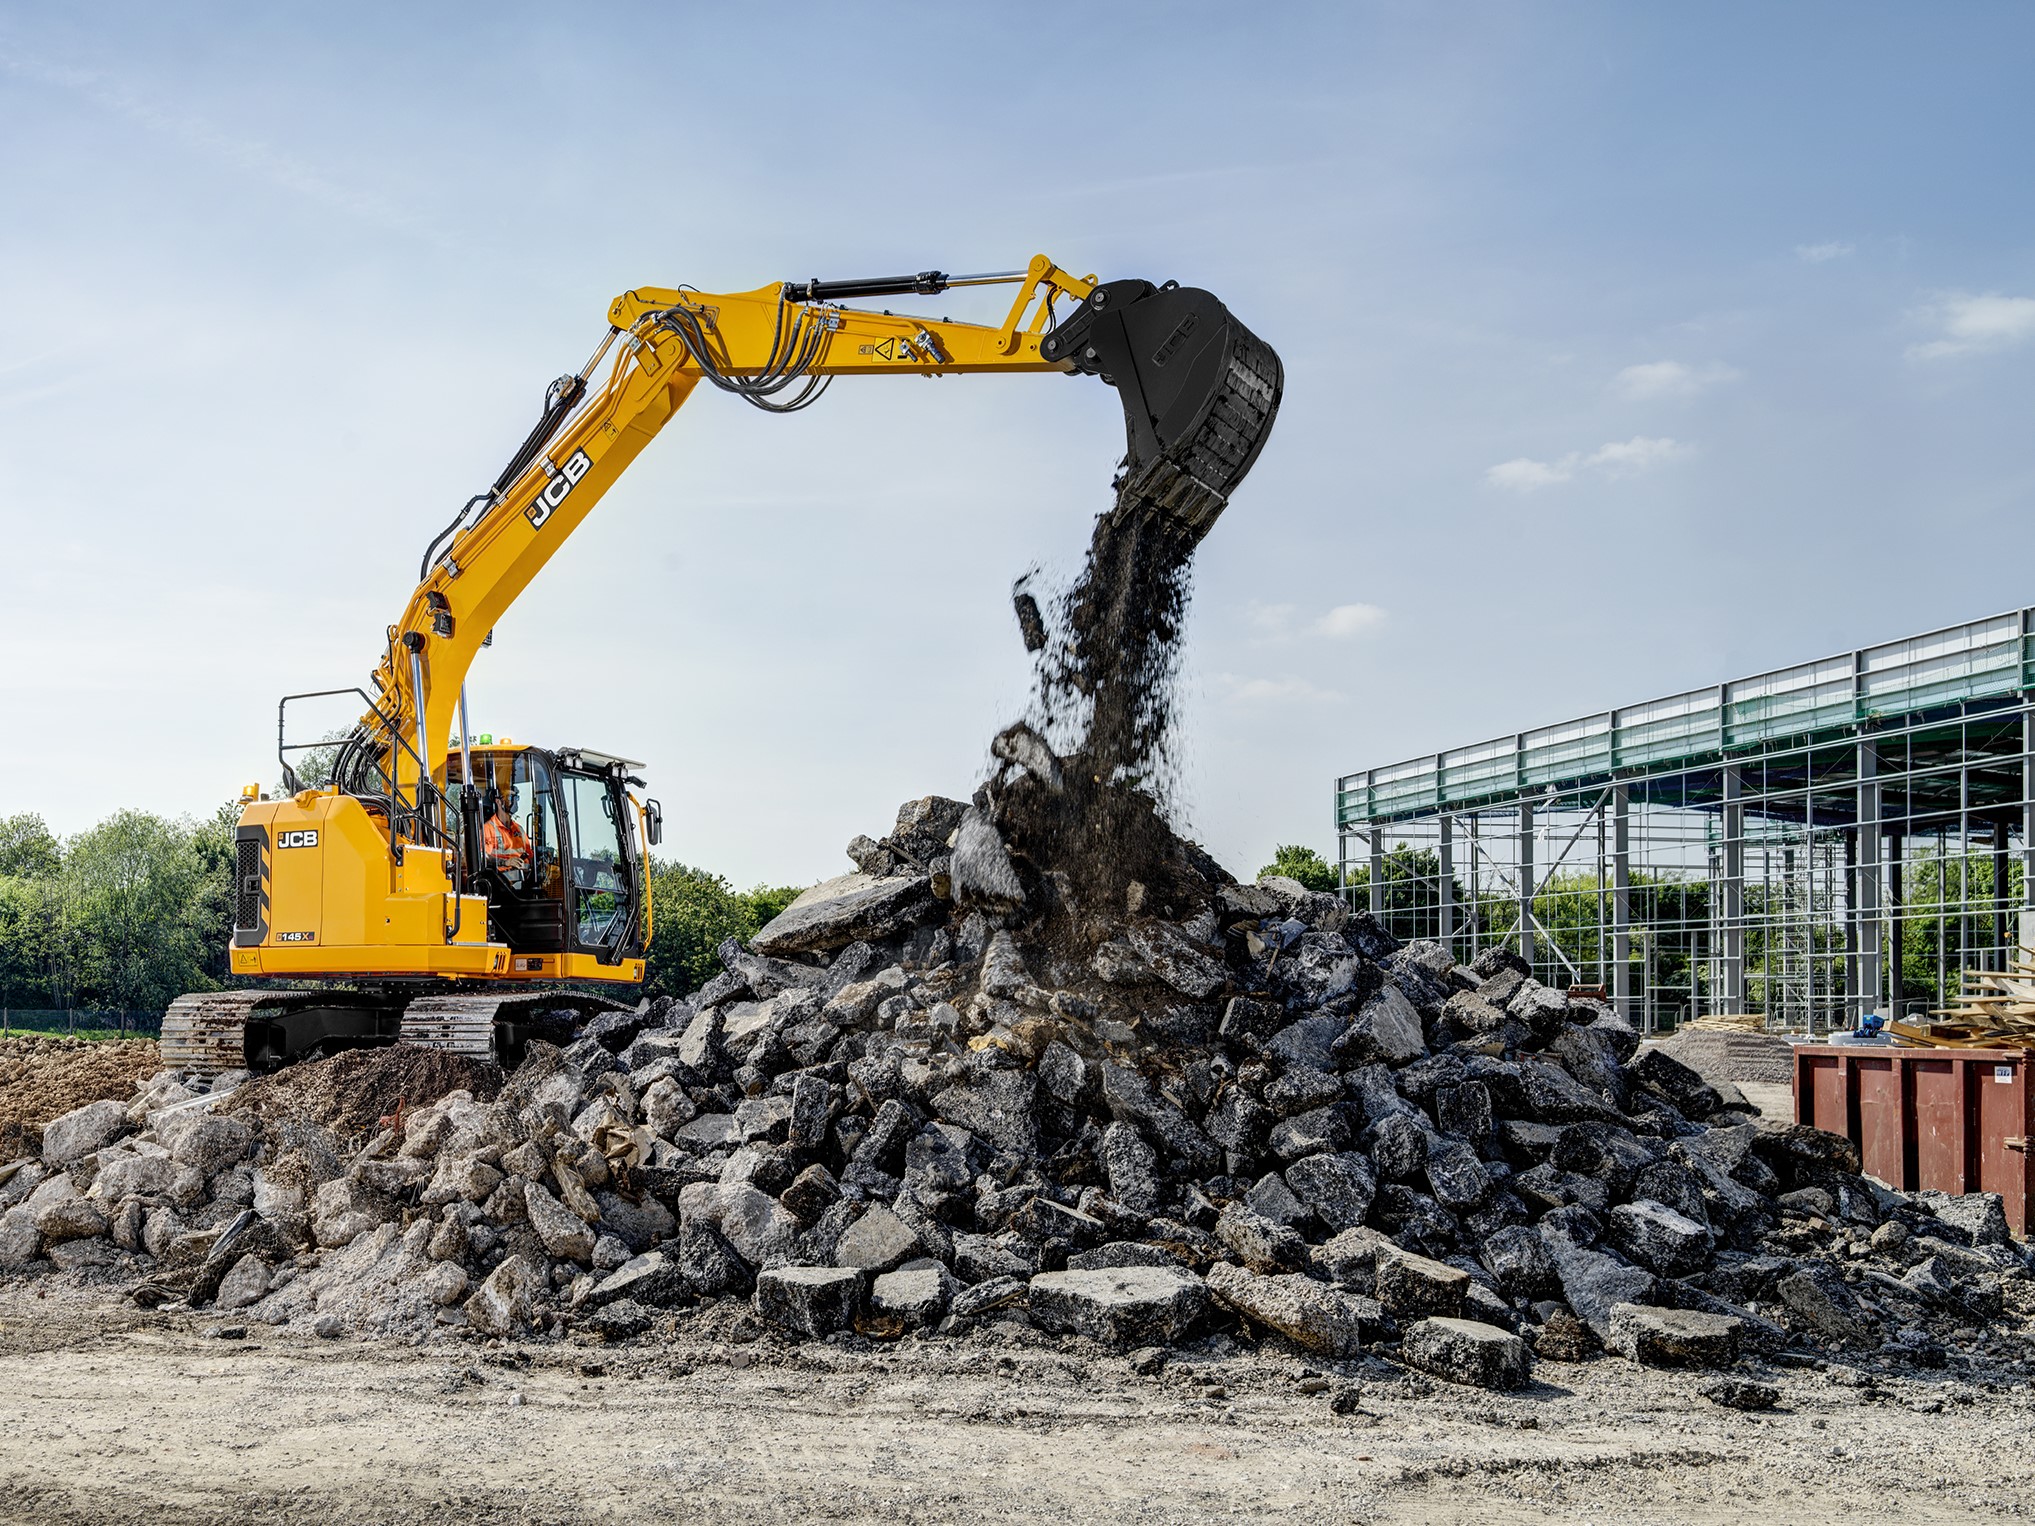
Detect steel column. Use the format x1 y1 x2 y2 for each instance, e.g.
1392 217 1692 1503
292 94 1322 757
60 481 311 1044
1612 784 1633 1020
1519 801 1535 966
1438 816 1456 949
1722 764 1745 1012
1855 741 1881 1023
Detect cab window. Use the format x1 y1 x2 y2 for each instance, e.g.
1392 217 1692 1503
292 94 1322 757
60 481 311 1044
446 751 562 897
561 771 628 943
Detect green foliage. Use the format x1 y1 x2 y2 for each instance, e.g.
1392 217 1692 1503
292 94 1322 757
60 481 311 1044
0 814 61 879
642 859 808 1001
63 810 214 1013
1258 844 1339 893
0 806 236 1016
740 882 805 928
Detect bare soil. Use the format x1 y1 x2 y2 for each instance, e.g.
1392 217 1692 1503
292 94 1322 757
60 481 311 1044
1 1282 2028 1525
222 1045 503 1149
0 1037 159 1159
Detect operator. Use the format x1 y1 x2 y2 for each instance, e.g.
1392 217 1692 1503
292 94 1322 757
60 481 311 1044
483 791 531 876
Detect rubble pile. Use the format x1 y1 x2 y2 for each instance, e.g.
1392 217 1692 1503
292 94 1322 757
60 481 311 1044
3 792 2032 1391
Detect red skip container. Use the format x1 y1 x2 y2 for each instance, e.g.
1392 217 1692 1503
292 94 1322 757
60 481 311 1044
1793 1044 2034 1238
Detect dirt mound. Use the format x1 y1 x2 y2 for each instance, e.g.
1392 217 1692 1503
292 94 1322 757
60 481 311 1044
1656 1028 1796 1087
0 1036 160 1158
224 1044 502 1147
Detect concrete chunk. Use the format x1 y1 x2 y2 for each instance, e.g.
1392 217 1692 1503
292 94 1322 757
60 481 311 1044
520 1181 592 1263
1026 1265 1210 1347
1374 1247 1468 1317
1401 1316 1531 1390
751 872 934 956
41 1100 129 1166
833 1204 921 1274
869 1259 958 1329
1205 1261 1383 1357
755 1265 864 1336
1605 1303 1743 1367
1606 1198 1713 1277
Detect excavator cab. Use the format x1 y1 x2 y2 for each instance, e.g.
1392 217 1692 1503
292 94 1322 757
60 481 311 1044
443 742 649 973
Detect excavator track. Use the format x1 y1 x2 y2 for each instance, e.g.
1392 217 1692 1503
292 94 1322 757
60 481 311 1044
400 991 633 1066
161 991 316 1077
164 987 635 1077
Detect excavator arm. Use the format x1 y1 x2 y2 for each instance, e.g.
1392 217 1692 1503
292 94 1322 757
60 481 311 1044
332 253 1280 848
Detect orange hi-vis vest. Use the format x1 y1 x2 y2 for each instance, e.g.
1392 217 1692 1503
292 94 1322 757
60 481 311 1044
483 814 530 866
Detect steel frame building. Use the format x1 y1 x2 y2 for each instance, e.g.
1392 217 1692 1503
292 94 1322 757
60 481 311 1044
1335 610 2035 1034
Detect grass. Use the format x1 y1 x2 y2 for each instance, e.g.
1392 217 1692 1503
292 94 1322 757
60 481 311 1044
0 1020 159 1043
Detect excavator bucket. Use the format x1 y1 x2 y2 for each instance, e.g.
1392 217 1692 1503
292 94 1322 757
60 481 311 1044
1041 280 1283 544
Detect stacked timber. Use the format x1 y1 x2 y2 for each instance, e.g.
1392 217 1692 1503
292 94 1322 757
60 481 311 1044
1897 949 2035 1049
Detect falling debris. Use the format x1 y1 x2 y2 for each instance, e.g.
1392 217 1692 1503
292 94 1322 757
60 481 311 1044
1011 576 1047 654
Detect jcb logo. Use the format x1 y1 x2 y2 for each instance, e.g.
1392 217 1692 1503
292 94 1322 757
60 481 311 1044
277 830 319 849
525 449 592 529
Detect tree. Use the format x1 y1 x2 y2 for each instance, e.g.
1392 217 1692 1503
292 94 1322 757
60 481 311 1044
187 801 243 989
0 814 60 879
0 876 49 1011
64 810 212 1015
641 861 805 1001
1258 844 1339 893
739 883 805 927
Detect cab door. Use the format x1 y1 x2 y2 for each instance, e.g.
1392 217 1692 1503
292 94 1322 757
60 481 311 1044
557 770 641 962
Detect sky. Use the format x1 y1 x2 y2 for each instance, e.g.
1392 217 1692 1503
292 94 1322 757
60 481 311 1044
2 2 2033 889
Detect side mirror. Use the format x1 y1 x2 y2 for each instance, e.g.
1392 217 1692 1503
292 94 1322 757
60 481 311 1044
644 798 663 848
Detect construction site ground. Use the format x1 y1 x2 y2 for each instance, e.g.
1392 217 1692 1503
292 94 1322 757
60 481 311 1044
1 1282 2025 1525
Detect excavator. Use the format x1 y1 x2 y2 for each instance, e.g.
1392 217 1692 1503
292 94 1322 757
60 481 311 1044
161 255 1282 1075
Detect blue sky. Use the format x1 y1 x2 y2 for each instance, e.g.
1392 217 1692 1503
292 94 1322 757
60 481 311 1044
2 2 2031 886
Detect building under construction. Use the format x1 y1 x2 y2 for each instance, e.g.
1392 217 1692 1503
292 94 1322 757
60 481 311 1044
1335 610 2035 1033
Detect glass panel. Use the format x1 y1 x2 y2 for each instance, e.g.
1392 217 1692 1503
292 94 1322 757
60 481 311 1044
447 750 563 900
562 772 630 945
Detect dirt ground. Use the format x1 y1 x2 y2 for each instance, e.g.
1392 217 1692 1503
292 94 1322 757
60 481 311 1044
0 1038 158 1159
0 1283 2028 1525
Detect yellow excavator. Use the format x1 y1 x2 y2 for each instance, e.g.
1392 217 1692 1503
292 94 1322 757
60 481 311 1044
162 255 1281 1074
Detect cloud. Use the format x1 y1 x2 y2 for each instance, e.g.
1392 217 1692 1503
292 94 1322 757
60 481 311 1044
1314 603 1387 638
1585 435 1690 475
1487 454 1579 491
0 52 444 244
1486 437 1689 492
1612 360 1740 399
1213 673 1344 704
1246 600 1298 634
1245 601 1388 643
1795 241 1854 263
1907 293 2035 360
